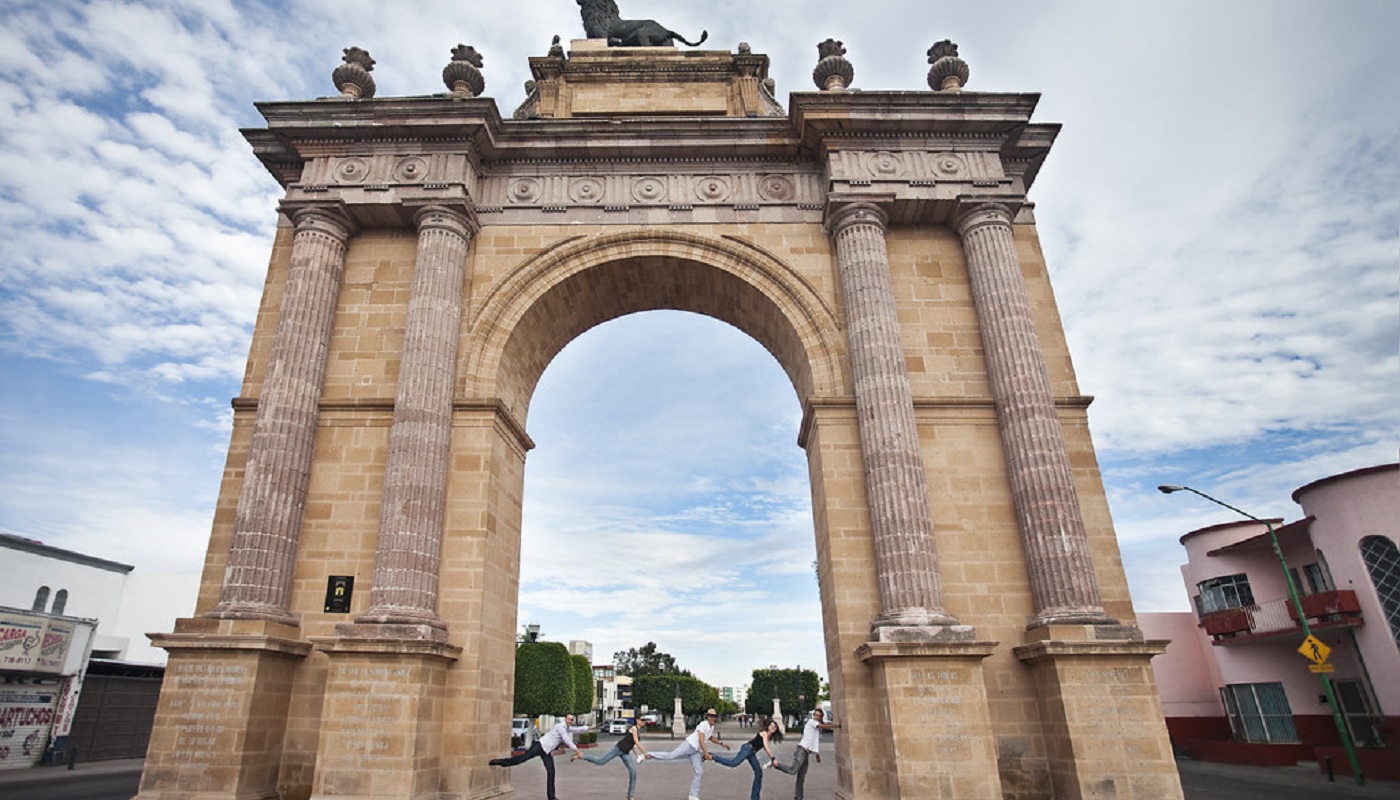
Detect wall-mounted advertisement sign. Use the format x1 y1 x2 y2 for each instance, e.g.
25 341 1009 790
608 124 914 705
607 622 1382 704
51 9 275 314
0 611 75 674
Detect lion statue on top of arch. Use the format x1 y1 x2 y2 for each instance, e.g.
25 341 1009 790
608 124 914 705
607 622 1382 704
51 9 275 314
578 0 708 47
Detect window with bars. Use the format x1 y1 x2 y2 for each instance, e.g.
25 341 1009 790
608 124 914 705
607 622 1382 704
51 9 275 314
1221 683 1298 743
1360 536 1400 647
1196 573 1255 615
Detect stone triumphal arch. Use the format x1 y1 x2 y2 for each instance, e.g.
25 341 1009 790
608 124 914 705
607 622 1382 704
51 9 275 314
137 32 1183 800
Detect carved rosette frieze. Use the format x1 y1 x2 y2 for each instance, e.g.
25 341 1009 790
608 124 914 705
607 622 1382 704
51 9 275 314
314 154 466 188
481 169 823 214
355 205 478 638
209 204 357 625
827 201 959 638
827 149 1002 187
954 203 1115 628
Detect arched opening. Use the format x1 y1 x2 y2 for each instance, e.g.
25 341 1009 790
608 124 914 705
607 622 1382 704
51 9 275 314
516 308 825 699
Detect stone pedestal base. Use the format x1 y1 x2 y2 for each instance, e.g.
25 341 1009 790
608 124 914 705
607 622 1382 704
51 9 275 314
1013 628 1183 800
308 633 462 800
138 618 312 800
856 640 1002 799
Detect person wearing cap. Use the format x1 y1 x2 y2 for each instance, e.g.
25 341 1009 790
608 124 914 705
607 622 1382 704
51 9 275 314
770 707 839 800
638 707 729 800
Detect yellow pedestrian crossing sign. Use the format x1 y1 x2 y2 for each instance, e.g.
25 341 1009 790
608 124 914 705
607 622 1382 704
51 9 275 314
1298 635 1331 665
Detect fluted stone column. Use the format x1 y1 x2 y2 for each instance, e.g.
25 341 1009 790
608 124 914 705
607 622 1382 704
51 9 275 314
828 202 958 637
352 205 477 636
955 202 1114 627
210 204 355 625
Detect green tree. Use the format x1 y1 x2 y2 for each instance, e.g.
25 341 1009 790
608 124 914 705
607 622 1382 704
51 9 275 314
746 667 819 717
514 641 575 717
632 675 720 720
613 642 692 678
570 653 594 715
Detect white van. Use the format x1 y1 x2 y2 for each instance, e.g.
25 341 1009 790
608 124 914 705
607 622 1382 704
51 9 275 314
511 717 533 745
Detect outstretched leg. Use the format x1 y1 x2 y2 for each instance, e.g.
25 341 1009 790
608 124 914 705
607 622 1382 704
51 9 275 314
711 742 754 768
582 744 621 766
489 741 543 768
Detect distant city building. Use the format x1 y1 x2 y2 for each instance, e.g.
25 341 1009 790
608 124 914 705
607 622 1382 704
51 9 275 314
1141 463 1399 781
567 640 593 663
0 533 199 766
720 685 747 709
591 664 632 722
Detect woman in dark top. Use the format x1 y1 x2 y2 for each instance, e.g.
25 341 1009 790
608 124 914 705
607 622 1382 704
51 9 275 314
710 716 783 800
574 718 651 800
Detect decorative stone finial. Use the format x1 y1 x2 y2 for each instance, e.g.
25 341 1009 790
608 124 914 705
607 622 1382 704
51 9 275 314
332 46 377 99
548 35 565 58
442 44 485 98
738 42 752 54
926 39 969 92
813 39 854 91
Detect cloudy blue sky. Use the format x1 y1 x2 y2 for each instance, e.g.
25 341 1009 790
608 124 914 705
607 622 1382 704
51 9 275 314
1 1 1396 689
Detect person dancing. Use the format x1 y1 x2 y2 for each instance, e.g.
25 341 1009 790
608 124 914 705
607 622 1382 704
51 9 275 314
771 708 839 800
710 716 782 800
639 708 729 800
574 717 651 800
488 713 592 800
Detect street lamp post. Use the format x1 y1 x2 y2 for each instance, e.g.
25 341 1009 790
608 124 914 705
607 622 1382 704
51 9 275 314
1159 484 1366 786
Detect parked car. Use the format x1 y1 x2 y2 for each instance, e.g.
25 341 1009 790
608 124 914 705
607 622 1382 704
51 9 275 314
606 718 630 734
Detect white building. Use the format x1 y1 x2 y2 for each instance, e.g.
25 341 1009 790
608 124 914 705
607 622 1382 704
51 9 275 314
0 533 198 666
0 533 200 765
591 664 633 723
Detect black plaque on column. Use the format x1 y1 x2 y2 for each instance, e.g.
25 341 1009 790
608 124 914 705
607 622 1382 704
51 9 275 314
324 576 355 613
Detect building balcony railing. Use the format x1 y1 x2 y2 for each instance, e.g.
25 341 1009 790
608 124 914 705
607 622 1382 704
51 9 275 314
1199 590 1364 644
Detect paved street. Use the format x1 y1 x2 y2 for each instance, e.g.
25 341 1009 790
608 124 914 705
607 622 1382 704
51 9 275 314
1 721 1393 800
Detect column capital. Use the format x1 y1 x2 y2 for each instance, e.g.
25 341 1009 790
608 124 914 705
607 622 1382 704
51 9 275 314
410 202 480 239
952 200 1017 237
278 200 358 242
825 199 889 236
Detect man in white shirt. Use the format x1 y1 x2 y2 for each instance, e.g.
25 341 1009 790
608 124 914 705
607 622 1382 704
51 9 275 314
641 707 730 800
771 708 839 800
489 713 592 800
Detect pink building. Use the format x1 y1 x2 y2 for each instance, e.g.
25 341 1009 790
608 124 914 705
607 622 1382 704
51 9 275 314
1141 463 1399 780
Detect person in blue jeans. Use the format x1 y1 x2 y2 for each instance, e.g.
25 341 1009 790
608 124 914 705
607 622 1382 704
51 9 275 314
711 717 783 800
573 718 651 800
